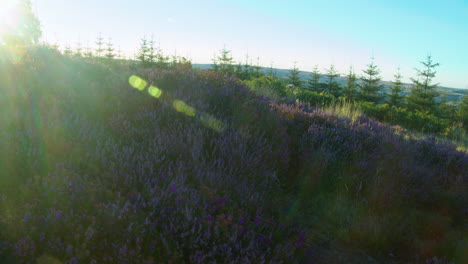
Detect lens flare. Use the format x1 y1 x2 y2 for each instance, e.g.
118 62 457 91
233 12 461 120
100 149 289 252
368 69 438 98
129 75 224 132
129 75 147 91
148 85 162 98
184 105 196 117
173 100 186 113
199 113 226 132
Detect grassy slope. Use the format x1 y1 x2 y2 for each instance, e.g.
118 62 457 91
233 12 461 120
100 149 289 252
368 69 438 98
0 47 467 263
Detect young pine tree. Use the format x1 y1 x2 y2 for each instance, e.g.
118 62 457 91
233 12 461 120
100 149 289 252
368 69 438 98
95 34 105 58
324 64 341 97
171 52 179 67
63 45 73 57
287 62 303 88
307 65 321 92
211 52 220 72
360 58 383 103
84 45 93 58
104 38 115 60
242 54 252 79
215 47 235 75
234 63 243 78
137 37 149 66
147 36 156 66
116 46 122 60
406 55 440 113
386 68 405 107
156 49 170 69
343 66 358 102
253 57 262 78
267 62 276 77
74 42 82 57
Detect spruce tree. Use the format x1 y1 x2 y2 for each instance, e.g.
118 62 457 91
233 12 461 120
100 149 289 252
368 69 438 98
235 63 243 78
343 66 358 102
116 46 122 60
51 41 59 51
360 58 383 103
63 45 73 57
253 57 262 78
84 43 93 58
211 52 219 72
74 42 82 57
287 62 303 88
95 34 105 58
215 47 235 75
406 55 440 113
307 65 321 92
387 68 405 107
325 64 341 97
171 53 178 66
156 50 169 69
267 62 277 77
243 54 251 79
137 37 149 65
147 36 156 66
104 38 115 60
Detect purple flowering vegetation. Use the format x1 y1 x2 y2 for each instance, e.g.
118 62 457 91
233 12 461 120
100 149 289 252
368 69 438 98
0 47 466 263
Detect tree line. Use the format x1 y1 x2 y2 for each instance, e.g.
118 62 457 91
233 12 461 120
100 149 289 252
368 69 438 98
209 47 468 136
2 0 467 136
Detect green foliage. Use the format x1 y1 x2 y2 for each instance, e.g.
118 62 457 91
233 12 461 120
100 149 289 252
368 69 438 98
324 64 341 97
212 47 235 75
104 38 115 60
436 97 457 120
358 102 451 133
406 55 440 113
253 57 262 78
74 42 82 58
84 46 93 58
63 45 73 57
137 37 149 65
155 52 170 69
343 66 357 102
296 90 335 106
307 65 321 92
1 46 466 263
0 0 41 46
95 34 105 58
444 123 467 143
267 62 277 77
386 68 405 107
244 76 286 100
359 58 383 103
287 62 303 88
458 94 468 129
147 36 156 65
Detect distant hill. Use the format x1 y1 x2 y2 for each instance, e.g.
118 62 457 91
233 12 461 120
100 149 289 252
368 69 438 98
193 64 468 103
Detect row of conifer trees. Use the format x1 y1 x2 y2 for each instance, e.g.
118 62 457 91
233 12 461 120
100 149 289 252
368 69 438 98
43 36 468 135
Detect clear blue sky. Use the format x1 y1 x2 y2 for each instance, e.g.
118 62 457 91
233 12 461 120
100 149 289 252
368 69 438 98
33 0 468 88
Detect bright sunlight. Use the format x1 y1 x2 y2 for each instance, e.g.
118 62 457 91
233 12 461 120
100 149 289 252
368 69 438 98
0 0 20 43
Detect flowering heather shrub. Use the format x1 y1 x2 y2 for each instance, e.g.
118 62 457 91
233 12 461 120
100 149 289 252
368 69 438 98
0 49 305 263
1 48 467 262
272 102 467 260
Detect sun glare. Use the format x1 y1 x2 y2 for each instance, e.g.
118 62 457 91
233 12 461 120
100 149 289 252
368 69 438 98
0 0 20 41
